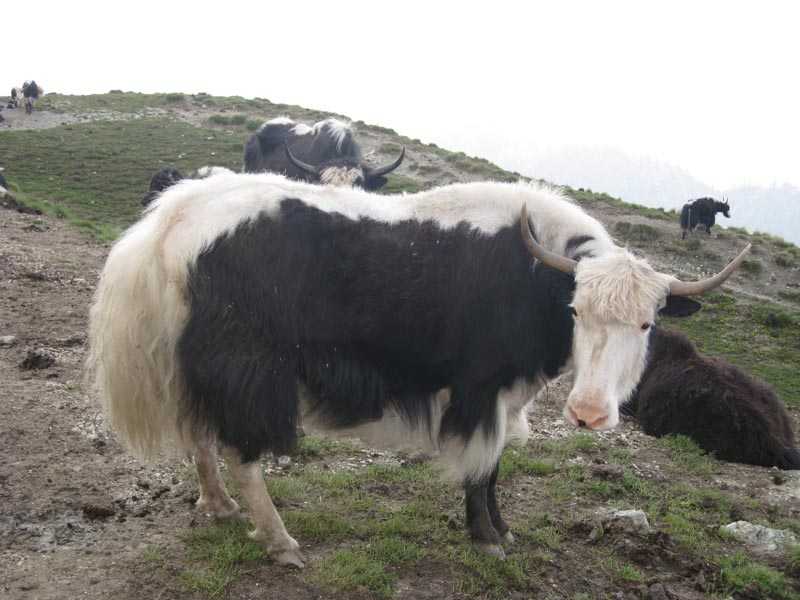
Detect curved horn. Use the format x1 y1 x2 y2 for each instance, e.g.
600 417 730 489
284 144 319 176
365 147 405 178
669 244 751 296
519 205 577 274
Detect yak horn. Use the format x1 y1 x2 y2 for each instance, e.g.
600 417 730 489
669 244 751 296
284 144 319 175
365 147 405 178
519 205 577 273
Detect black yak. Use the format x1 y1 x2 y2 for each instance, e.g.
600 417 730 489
680 197 730 239
622 326 799 469
140 166 233 206
243 117 404 189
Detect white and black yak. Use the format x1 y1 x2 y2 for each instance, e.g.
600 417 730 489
622 326 800 469
140 165 233 206
86 172 749 566
243 117 404 189
680 197 730 239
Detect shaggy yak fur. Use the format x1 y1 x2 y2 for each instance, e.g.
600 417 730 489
622 327 800 469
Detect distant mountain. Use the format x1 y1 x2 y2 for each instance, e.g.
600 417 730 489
515 146 800 245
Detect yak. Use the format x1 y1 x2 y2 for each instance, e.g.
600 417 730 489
680 197 730 239
243 117 404 189
140 165 233 206
622 326 799 469
87 174 749 566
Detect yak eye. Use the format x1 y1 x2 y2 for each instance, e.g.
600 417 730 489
570 307 578 317
641 323 651 331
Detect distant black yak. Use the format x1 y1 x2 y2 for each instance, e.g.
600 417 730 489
622 326 800 469
680 197 730 239
140 166 233 206
243 117 404 190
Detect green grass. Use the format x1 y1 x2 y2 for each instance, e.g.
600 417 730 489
720 552 799 599
662 292 800 407
568 186 677 221
740 258 764 275
613 221 661 243
498 447 557 479
0 118 244 235
657 435 716 474
181 520 266 597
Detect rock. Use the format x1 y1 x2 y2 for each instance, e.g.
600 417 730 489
276 455 292 468
0 335 16 346
647 583 669 600
82 501 115 520
720 521 798 555
19 349 56 370
590 463 624 481
603 509 651 535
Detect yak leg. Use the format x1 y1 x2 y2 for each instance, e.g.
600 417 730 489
486 463 513 543
223 448 305 568
465 478 505 558
194 439 240 519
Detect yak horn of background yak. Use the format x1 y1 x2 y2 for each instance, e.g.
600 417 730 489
669 244 751 296
519 205 578 273
365 147 406 178
284 145 319 175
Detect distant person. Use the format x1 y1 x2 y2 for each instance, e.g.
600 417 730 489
8 87 20 108
22 81 43 114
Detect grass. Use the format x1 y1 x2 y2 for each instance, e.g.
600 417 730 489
661 292 800 407
720 552 799 599
657 435 716 474
740 258 764 275
613 220 661 243
0 118 244 235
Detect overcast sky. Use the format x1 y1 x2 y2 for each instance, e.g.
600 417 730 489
5 1 799 189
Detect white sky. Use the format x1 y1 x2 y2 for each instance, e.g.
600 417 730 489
4 0 799 189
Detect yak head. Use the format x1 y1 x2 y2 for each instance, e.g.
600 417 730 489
285 145 405 191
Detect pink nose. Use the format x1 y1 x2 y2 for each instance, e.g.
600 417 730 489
566 405 609 430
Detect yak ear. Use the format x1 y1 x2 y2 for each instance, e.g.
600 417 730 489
659 295 702 318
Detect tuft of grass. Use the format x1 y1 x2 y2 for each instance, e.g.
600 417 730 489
449 547 533 599
719 552 797 599
739 258 763 275
499 447 557 479
658 435 715 474
164 93 185 103
378 173 426 194
775 253 794 268
605 558 645 583
181 520 265 598
613 221 661 243
283 510 354 541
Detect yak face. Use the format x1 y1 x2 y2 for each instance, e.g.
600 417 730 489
520 210 746 432
565 252 673 430
285 145 405 190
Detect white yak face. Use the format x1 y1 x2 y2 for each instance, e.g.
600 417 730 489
564 251 673 430
319 166 365 187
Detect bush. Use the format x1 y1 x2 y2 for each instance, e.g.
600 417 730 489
739 259 763 276
164 93 185 103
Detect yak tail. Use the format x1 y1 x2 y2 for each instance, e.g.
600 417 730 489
778 447 800 470
85 214 192 460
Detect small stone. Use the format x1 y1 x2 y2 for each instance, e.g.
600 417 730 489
603 509 651 535
19 349 55 370
590 463 624 481
720 521 798 555
0 335 16 346
647 583 669 600
277 455 292 468
82 502 115 520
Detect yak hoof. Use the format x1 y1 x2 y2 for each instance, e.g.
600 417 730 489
502 531 515 544
195 496 241 520
476 542 506 560
273 547 306 569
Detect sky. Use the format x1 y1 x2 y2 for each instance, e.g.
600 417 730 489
4 1 799 190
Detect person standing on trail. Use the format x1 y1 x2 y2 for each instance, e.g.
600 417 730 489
22 81 43 114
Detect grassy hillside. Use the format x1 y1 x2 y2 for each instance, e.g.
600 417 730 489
2 92 799 600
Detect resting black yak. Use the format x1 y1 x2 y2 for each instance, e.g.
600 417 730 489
140 166 233 206
622 326 800 469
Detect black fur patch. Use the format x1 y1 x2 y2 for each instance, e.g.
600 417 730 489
564 235 594 260
178 199 576 464
627 327 798 469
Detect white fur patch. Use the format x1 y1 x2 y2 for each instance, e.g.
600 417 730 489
319 166 363 186
314 118 352 151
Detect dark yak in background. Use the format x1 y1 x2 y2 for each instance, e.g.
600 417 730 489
622 326 800 469
680 197 730 239
243 117 404 190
